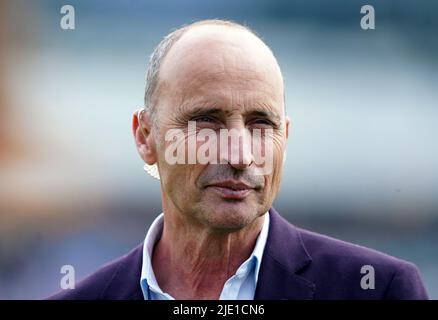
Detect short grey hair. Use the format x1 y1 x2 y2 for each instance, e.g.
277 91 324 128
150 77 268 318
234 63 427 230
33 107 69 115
143 19 261 117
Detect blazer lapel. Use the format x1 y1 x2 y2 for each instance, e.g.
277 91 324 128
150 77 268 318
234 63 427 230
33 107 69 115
255 208 315 300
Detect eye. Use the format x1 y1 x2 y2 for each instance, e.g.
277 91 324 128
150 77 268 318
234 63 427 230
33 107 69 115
192 116 216 123
249 119 274 127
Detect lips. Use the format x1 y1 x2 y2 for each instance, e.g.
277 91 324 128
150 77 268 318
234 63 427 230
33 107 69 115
207 180 253 200
210 180 252 190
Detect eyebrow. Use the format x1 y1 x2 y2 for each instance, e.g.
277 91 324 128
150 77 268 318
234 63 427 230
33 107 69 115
184 106 223 118
181 104 281 122
173 94 283 129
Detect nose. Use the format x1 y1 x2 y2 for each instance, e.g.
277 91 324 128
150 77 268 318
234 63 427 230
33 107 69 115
219 127 254 170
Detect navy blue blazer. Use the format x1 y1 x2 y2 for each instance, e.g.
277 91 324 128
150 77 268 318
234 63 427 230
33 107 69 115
48 208 429 300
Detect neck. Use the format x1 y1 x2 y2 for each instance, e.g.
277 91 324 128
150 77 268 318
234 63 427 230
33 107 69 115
152 207 265 300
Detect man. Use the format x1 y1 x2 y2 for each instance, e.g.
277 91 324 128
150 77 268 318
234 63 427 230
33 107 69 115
49 19 428 300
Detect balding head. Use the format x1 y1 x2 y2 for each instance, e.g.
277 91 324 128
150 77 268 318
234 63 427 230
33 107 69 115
144 19 284 119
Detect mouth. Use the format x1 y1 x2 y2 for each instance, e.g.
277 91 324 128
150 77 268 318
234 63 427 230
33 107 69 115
206 180 254 200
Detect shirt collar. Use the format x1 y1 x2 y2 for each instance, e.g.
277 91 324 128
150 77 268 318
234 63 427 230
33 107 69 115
140 212 167 299
140 211 270 300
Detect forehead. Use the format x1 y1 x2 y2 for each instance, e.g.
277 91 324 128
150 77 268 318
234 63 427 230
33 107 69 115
157 25 284 116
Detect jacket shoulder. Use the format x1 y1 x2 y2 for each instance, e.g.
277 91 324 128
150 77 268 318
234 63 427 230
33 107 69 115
298 227 409 267
46 243 144 300
296 227 428 299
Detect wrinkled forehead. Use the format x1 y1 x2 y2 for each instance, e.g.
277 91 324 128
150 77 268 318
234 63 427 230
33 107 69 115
157 25 284 115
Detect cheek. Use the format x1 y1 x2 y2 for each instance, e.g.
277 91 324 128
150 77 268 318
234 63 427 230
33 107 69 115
166 164 205 194
186 164 205 188
157 131 208 194
271 134 286 166
265 137 286 189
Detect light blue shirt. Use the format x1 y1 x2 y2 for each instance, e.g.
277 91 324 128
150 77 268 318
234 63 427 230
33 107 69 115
140 212 270 300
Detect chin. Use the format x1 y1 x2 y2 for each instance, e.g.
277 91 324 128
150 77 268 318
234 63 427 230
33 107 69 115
198 201 260 231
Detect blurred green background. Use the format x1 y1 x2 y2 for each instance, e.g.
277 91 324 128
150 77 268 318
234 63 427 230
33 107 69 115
0 0 437 299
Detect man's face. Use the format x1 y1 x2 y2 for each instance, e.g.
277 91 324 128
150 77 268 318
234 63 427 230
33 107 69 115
152 26 288 231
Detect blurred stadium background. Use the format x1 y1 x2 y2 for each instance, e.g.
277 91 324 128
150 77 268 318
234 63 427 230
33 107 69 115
0 0 437 299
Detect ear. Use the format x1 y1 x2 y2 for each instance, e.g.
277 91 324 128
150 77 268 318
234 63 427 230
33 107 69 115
285 115 290 140
132 109 157 165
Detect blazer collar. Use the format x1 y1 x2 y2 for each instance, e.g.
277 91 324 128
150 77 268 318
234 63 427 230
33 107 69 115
254 207 315 300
